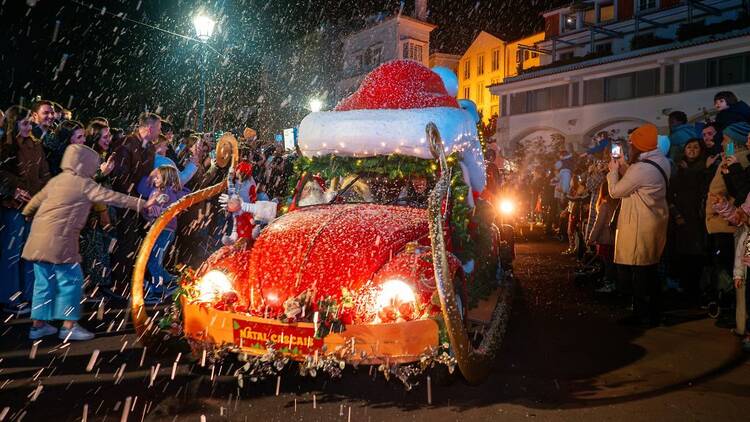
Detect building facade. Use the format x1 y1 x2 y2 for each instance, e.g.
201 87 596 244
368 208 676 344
335 15 436 101
490 0 750 153
457 31 545 123
429 52 461 75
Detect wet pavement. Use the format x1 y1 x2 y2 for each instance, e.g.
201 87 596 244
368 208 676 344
0 235 748 421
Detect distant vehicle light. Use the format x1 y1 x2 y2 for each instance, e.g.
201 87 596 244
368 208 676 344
499 199 515 215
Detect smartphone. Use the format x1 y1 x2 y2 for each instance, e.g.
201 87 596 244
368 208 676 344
726 142 735 156
611 144 622 159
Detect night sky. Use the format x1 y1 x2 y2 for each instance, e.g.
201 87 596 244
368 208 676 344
0 0 564 135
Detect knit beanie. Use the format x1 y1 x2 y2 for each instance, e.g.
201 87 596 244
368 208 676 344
723 122 750 145
629 123 659 152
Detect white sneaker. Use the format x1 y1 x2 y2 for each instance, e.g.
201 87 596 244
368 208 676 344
29 323 58 340
58 323 95 341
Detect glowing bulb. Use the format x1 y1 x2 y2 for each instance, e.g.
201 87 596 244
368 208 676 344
193 15 216 41
376 279 416 309
197 270 232 302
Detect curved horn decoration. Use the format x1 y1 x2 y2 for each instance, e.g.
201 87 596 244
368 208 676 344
425 122 492 385
131 135 239 344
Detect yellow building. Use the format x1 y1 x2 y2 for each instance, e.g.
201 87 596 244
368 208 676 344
458 31 545 122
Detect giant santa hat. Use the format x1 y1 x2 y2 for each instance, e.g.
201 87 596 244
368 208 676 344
298 60 486 194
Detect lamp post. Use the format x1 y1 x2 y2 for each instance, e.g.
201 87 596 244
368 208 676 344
193 14 216 131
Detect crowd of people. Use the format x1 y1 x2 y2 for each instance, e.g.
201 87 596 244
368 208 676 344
524 90 750 352
0 100 295 341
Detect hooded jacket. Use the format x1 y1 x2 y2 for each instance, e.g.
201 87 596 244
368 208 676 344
716 101 750 130
608 149 671 266
22 144 145 264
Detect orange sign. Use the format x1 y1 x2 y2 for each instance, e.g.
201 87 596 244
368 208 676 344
233 319 323 356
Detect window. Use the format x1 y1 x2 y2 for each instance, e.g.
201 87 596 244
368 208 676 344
463 86 470 99
477 54 485 76
680 52 750 92
477 82 484 103
402 42 423 62
600 2 615 22
560 51 575 61
463 59 471 80
635 68 660 98
369 45 383 66
354 53 364 70
719 55 745 86
571 81 580 106
596 43 612 54
531 52 539 59
549 85 569 109
562 13 578 32
638 0 658 11
501 95 508 117
605 74 634 101
490 79 500 101
492 49 501 71
584 78 605 105
509 92 527 115
681 60 708 91
524 51 530 61
584 8 596 25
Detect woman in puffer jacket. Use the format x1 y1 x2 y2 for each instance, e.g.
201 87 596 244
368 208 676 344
608 123 671 327
22 144 154 341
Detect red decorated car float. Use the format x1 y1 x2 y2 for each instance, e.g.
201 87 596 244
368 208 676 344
130 61 515 384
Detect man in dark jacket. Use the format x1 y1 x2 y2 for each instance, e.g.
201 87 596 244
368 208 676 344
108 112 160 285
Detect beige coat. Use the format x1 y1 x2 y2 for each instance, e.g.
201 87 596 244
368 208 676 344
22 144 145 264
607 149 670 266
705 149 750 234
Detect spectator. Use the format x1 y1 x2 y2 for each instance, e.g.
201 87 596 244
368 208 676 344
80 121 117 298
714 91 750 130
56 120 86 146
108 112 159 284
485 149 502 200
564 175 589 256
668 111 700 161
22 144 150 341
668 139 710 303
608 123 670 327
138 164 186 304
160 121 182 169
711 193 749 349
702 122 722 169
718 122 750 207
0 105 51 314
587 179 618 293
31 100 64 175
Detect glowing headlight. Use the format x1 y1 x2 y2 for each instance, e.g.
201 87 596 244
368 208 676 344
499 199 515 215
376 279 416 309
197 270 233 302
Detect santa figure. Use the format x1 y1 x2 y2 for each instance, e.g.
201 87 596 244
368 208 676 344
221 161 257 245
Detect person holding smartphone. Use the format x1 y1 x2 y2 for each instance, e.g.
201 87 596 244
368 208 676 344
608 123 670 327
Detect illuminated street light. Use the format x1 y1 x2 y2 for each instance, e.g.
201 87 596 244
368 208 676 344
193 14 216 131
309 98 324 112
193 14 216 41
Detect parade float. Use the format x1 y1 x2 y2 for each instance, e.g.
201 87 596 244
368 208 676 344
131 60 515 386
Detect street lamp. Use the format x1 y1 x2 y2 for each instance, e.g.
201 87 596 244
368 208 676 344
193 14 216 131
193 15 216 41
309 98 323 112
